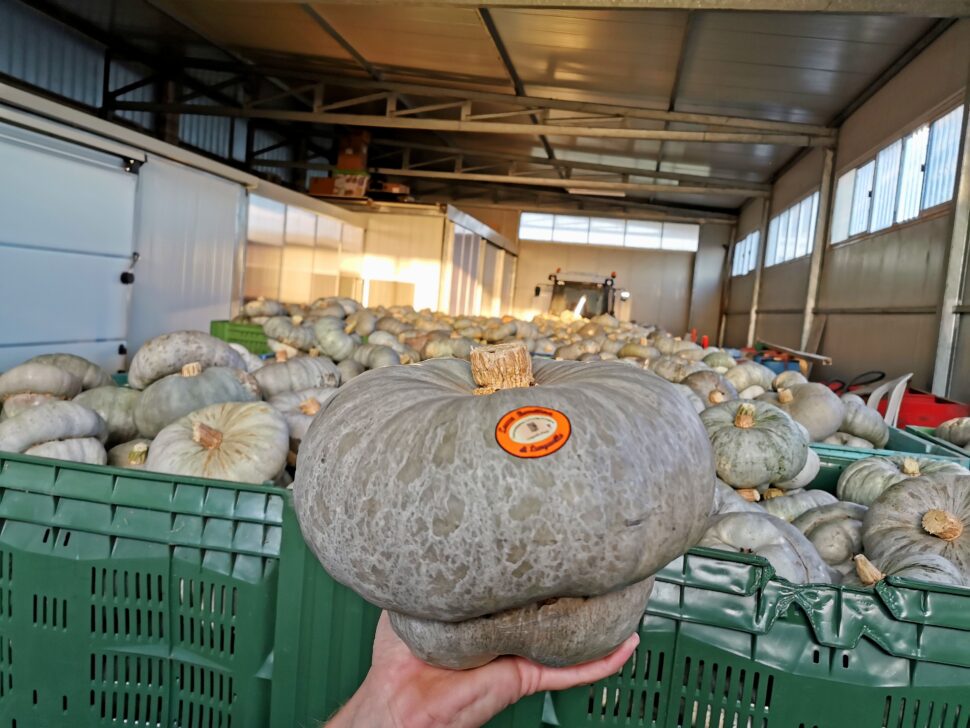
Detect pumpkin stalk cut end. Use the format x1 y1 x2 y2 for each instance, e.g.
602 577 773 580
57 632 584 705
299 398 322 416
128 443 149 466
708 390 727 405
292 315 304 325
181 362 203 377
734 403 757 430
308 347 321 358
275 350 289 363
854 555 885 586
192 422 224 450
736 488 761 502
777 388 795 404
470 342 534 395
922 509 964 541
761 487 785 500
901 457 921 476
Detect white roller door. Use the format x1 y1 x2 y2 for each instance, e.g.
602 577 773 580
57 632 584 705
0 121 136 372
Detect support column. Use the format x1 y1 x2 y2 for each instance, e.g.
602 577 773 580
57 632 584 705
717 224 737 347
745 199 771 348
932 92 970 396
800 146 837 350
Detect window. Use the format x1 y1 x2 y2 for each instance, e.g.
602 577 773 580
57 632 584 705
765 190 820 267
731 230 760 277
517 213 699 251
830 105 964 244
923 106 964 209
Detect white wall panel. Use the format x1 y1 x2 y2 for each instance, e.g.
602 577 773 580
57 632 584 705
360 212 445 311
128 158 246 353
0 122 135 371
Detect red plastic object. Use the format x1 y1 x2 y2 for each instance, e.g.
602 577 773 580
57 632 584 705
701 334 709 348
873 387 969 428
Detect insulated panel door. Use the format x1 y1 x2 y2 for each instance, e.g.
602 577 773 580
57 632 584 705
0 121 136 371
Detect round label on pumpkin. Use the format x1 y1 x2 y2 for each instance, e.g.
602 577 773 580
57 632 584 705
495 406 571 459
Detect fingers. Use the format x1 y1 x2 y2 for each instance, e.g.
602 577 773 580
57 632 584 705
531 633 640 693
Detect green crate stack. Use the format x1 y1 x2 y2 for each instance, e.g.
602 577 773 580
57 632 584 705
810 425 960 460
905 425 970 458
209 320 271 355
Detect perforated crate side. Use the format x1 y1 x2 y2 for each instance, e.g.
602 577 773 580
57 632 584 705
209 321 271 355
0 453 285 728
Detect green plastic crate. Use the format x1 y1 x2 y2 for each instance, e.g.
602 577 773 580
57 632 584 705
905 425 970 458
810 444 970 492
547 453 970 728
110 372 128 387
210 320 271 355
810 425 961 459
0 452 542 728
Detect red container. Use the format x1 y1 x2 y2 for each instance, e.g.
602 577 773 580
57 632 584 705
874 387 969 428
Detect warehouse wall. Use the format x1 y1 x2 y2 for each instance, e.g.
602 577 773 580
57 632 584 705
723 199 765 346
456 205 520 247
360 211 446 311
816 21 969 390
688 224 729 340
513 241 694 332
128 159 247 354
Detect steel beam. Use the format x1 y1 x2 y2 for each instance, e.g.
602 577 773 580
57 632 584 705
932 85 970 396
746 199 771 348
800 146 836 350
166 63 837 137
371 138 770 191
112 101 829 145
224 0 967 11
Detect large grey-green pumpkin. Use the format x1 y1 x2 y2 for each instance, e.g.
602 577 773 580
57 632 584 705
762 489 838 522
108 438 151 469
683 370 738 408
146 402 289 484
774 447 820 490
823 432 875 448
836 455 968 506
766 384 844 441
849 552 965 588
724 361 775 391
839 394 889 448
1 393 57 421
128 331 244 390
26 437 107 465
269 387 340 443
862 472 970 579
242 298 285 318
337 359 365 382
228 343 265 373
702 351 736 372
352 344 401 370
712 479 763 515
936 417 970 448
134 366 260 438
772 370 807 390
0 401 106 453
0 362 81 403
314 318 358 361
254 356 341 398
74 386 141 445
27 353 114 390
263 316 316 351
700 401 808 488
699 511 832 584
651 355 707 383
792 502 867 573
294 351 715 669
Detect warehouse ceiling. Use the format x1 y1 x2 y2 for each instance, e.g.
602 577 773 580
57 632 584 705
15 0 958 220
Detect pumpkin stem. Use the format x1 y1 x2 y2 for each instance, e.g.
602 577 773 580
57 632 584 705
708 390 727 405
127 443 149 466
308 347 321 358
470 341 534 394
854 554 885 586
181 362 203 377
901 457 921 476
777 388 794 404
761 487 785 500
736 488 761 502
344 322 355 334
734 403 757 429
292 315 304 325
299 398 322 416
922 509 964 541
275 350 289 363
192 422 223 450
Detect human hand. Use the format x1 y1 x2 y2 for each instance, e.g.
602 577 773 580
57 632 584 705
326 611 639 728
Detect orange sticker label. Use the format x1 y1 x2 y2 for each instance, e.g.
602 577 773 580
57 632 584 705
495 406 571 459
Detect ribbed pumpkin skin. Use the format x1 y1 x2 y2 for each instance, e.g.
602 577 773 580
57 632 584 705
936 417 970 448
700 401 808 488
875 552 965 587
263 317 316 351
146 402 289 483
762 489 838 522
683 370 738 408
254 357 341 398
836 456 968 506
0 401 106 453
840 398 890 448
699 512 832 584
134 367 260 438
128 332 244 390
25 437 107 465
295 358 714 623
27 353 114 390
651 355 707 383
74 386 141 446
792 502 867 570
863 473 970 579
724 361 775 391
771 383 844 441
0 362 81 402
